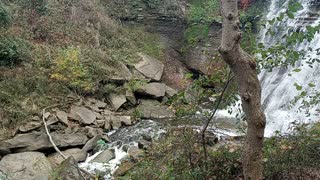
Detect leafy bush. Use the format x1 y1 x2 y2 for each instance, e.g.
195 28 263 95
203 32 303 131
51 47 93 92
0 37 29 66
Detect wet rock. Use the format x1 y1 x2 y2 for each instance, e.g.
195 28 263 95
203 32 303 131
0 132 89 153
165 85 178 97
18 120 42 133
50 157 84 180
134 53 164 81
137 99 175 119
56 110 69 126
48 148 87 168
0 152 52 180
108 93 127 111
137 83 166 98
125 90 137 105
69 106 96 125
90 149 115 163
82 134 102 152
113 161 135 177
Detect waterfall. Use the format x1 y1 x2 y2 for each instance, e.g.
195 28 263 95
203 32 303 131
258 0 320 136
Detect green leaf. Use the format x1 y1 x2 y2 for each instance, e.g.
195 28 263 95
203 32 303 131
293 68 301 72
287 11 294 19
308 83 316 87
294 83 302 91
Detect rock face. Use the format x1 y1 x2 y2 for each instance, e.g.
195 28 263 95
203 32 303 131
137 99 175 119
90 149 115 163
137 83 166 98
50 157 84 180
0 152 52 180
48 148 87 168
134 53 164 81
108 93 127 111
18 120 42 133
0 132 88 153
69 106 96 124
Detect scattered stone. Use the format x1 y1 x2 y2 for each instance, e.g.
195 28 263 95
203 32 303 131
125 90 137 105
87 98 107 108
96 120 105 128
108 93 127 111
110 115 122 130
127 146 144 160
0 152 52 180
84 126 99 138
18 121 42 133
113 161 135 177
137 83 166 98
90 149 115 163
104 116 112 131
46 116 59 126
44 112 51 119
119 116 133 126
48 148 87 168
69 106 96 125
56 110 69 126
50 157 84 180
137 99 175 119
165 85 178 97
82 134 102 152
134 53 164 81
0 132 89 153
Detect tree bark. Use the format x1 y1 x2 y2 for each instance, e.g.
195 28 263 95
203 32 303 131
218 0 266 179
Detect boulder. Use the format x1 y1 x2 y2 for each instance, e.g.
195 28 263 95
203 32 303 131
69 106 96 125
56 110 69 126
0 152 52 180
90 149 115 163
18 120 42 133
48 148 87 168
137 100 175 119
50 157 84 180
134 53 164 81
108 93 127 111
0 132 89 153
137 83 166 98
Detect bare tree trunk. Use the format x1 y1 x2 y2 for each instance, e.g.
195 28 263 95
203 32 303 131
219 0 266 179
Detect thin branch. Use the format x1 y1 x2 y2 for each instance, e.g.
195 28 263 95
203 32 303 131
201 70 234 167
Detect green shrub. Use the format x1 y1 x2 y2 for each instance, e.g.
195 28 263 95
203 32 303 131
264 123 320 179
0 4 11 27
0 37 30 66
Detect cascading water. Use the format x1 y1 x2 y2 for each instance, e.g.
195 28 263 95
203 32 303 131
259 0 320 136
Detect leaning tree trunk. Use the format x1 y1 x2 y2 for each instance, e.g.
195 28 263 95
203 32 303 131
219 0 266 179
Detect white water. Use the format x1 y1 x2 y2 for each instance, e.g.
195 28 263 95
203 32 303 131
259 0 320 136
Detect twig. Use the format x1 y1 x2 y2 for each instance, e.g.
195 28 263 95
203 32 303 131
201 70 234 169
42 105 95 179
